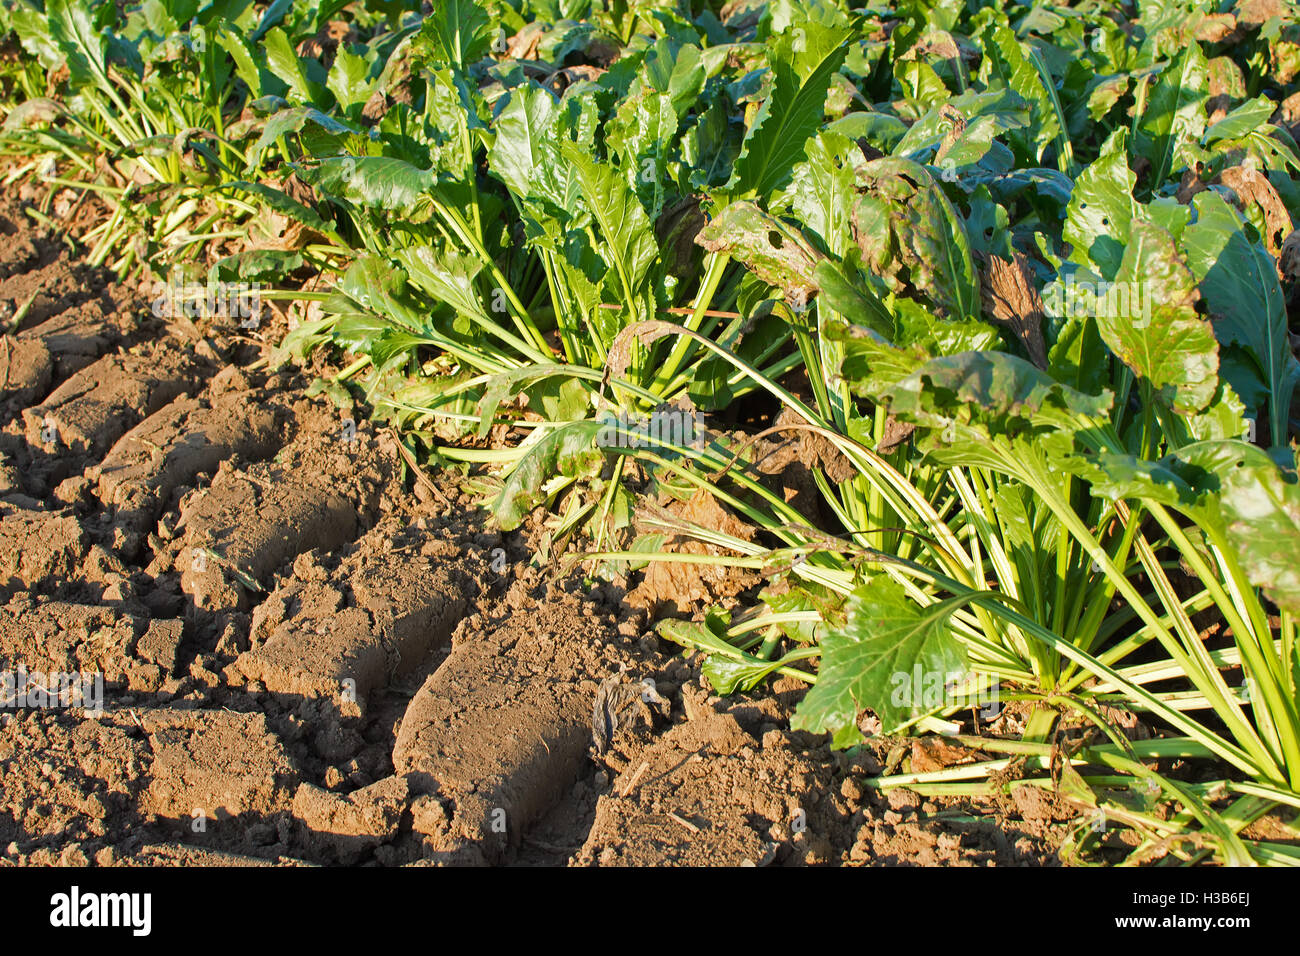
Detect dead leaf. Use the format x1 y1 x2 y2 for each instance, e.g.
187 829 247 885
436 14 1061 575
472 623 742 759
360 90 388 126
910 737 976 774
656 197 707 278
1274 90 1300 142
1216 163 1294 259
557 64 605 84
297 21 357 59
505 22 546 60
1195 13 1237 42
1281 229 1300 282
628 490 758 616
877 415 916 454
592 676 653 755
1205 93 1232 127
978 252 1049 369
1235 0 1284 29
935 105 967 165
1098 705 1153 742
767 407 855 483
1177 167 1209 204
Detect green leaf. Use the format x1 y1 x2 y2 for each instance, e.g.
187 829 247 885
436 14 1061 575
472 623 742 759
831 305 1001 398
1205 97 1277 144
418 0 493 71
1063 128 1136 280
682 97 743 191
978 22 1062 162
658 620 802 695
892 88 1030 165
1181 190 1298 445
893 57 950 117
46 0 110 92
215 25 268 100
814 262 895 339
217 179 330 233
11 2 66 71
263 27 326 106
1221 453 1300 616
392 244 488 323
208 249 303 284
1069 439 1264 530
327 44 373 112
335 256 427 334
487 82 574 211
561 140 658 320
306 155 436 213
475 365 588 438
1105 218 1219 413
726 34 848 199
1133 41 1208 188
1048 311 1111 398
792 577 967 743
250 106 357 162
1087 75 1130 122
776 130 860 257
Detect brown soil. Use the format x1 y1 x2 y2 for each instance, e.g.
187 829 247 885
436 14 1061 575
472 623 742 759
0 192 1072 867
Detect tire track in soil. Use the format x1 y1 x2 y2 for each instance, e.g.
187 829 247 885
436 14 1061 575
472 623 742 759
0 195 1068 867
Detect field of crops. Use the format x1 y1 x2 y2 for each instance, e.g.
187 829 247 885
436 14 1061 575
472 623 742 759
0 0 1298 869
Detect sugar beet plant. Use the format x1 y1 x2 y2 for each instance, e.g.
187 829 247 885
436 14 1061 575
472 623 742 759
269 0 863 547
618 3 1300 863
0 0 403 278
3 0 1300 864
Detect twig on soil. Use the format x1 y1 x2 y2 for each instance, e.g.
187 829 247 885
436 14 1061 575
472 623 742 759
389 426 452 507
618 760 650 798
667 811 700 833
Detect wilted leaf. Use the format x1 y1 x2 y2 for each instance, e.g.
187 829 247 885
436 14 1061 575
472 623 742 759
1215 163 1294 258
493 420 605 531
696 202 825 299
852 158 980 321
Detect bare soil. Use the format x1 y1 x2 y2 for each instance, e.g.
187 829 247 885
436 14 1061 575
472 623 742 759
0 192 1071 867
